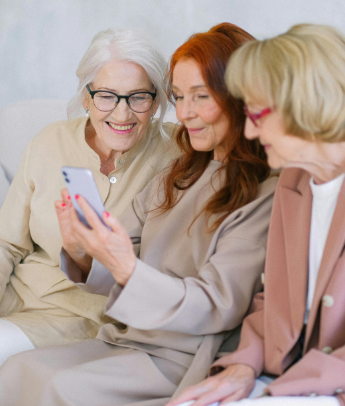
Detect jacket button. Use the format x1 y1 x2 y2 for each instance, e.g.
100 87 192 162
119 159 125 165
322 295 334 307
322 346 332 354
109 177 117 184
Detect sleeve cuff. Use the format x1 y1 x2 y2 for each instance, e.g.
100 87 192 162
60 248 116 296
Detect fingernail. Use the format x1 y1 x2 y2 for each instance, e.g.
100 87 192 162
67 195 71 200
104 211 110 218
61 203 66 207
75 194 80 200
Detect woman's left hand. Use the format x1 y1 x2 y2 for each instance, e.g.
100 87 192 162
69 195 137 286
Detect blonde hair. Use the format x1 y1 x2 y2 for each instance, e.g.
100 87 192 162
226 23 345 142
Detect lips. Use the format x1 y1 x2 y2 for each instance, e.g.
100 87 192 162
187 127 203 135
107 122 135 130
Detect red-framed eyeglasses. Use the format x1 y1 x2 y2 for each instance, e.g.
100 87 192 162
244 105 272 127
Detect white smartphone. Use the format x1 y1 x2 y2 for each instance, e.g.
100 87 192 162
61 166 108 229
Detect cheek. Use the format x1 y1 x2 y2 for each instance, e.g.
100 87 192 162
198 105 221 124
175 103 183 122
135 112 151 128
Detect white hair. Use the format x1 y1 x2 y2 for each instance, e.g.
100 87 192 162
67 28 169 139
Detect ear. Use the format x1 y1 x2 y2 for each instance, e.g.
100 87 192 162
152 98 159 116
82 93 89 110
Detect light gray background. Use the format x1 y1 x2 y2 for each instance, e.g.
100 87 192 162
1 0 345 110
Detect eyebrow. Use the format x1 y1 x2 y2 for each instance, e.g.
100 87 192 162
172 85 207 91
96 87 154 93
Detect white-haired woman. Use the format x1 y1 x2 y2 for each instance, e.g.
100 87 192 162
0 28 179 366
169 23 345 406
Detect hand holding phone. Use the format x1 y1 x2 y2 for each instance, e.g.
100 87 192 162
61 166 108 229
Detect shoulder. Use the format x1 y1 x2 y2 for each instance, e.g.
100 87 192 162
216 175 279 242
143 121 181 171
277 168 311 190
31 117 86 148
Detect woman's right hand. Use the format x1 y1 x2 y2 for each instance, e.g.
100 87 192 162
166 363 256 406
55 188 92 274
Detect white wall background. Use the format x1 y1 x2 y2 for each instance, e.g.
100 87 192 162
1 0 345 111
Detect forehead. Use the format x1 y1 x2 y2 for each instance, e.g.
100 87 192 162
92 60 153 91
172 58 206 90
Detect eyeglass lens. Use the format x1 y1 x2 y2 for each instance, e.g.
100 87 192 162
93 92 154 113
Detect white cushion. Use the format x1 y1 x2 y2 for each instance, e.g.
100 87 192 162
0 163 10 208
0 99 67 183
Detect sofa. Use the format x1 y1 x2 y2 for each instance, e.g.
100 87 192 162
0 99 68 207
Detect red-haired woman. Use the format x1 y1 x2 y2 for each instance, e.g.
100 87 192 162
0 23 277 406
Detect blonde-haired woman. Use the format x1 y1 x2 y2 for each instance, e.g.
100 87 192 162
169 23 345 406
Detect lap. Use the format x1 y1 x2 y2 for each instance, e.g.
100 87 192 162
0 339 187 406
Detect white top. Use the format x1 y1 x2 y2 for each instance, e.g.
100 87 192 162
305 173 345 323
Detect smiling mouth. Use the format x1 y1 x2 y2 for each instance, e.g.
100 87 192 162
187 128 203 134
107 122 136 130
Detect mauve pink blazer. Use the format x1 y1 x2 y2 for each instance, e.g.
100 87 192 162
212 167 345 405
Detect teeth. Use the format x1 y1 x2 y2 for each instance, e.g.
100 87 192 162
108 123 134 130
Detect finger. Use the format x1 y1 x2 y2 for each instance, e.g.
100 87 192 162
192 387 233 406
167 382 216 406
69 203 90 234
54 199 68 214
61 188 71 204
102 212 128 236
75 195 105 231
218 389 246 405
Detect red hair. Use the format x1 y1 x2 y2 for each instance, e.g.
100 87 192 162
160 23 270 231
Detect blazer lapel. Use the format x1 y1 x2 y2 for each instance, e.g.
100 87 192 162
305 178 345 347
280 172 312 338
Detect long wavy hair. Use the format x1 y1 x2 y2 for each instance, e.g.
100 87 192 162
159 23 270 231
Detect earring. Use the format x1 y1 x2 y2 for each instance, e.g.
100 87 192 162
151 114 155 123
85 108 90 118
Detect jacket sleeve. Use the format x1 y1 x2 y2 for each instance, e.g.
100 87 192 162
0 141 34 300
265 348 345 403
103 184 276 336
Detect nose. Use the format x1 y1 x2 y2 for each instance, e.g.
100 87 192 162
176 98 197 124
244 117 260 140
110 98 132 120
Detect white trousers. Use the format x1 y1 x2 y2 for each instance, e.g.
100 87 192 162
0 318 35 367
178 376 340 406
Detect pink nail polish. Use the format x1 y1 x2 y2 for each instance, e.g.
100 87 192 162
75 194 80 200
61 203 66 207
67 195 71 200
104 211 110 218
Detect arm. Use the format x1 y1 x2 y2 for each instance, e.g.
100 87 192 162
105 234 266 335
265 348 345 400
0 141 35 300
58 190 144 293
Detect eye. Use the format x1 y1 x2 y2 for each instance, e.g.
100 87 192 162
172 92 183 102
131 94 150 101
195 94 209 100
100 95 116 100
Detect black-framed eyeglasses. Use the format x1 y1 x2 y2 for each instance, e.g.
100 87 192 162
86 84 156 113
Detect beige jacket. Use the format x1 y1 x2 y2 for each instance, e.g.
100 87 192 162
212 168 345 405
0 117 179 348
65 163 278 394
